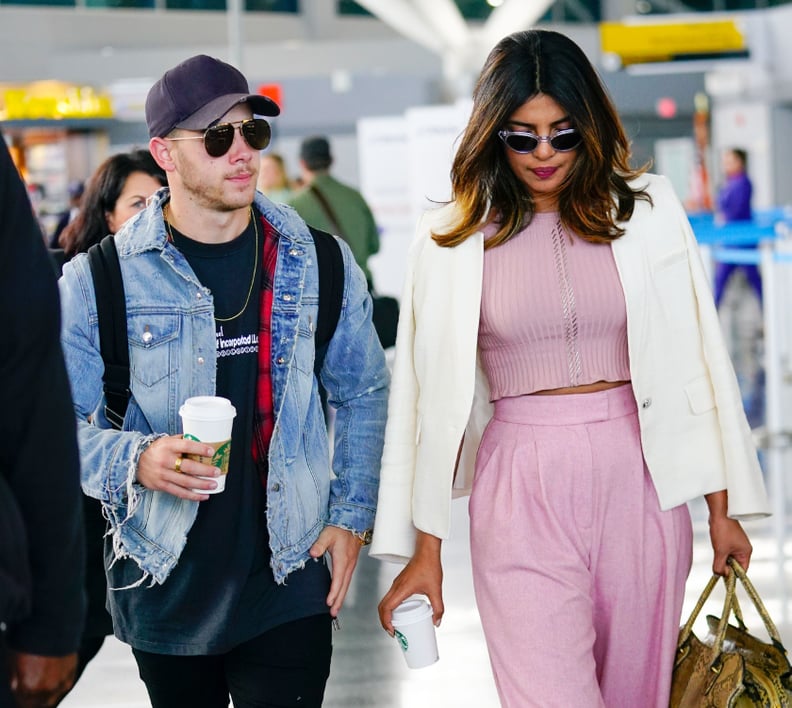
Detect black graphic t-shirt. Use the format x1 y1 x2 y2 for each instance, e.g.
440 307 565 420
111 214 329 655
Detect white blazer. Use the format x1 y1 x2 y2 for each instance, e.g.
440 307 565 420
369 173 770 564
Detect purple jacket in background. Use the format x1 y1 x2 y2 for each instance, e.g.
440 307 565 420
717 172 753 222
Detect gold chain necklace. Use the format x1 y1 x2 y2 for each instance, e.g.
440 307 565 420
164 204 259 323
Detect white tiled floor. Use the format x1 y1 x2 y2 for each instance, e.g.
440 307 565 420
59 495 792 708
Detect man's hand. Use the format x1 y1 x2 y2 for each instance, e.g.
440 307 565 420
136 434 220 501
9 651 77 708
309 527 362 617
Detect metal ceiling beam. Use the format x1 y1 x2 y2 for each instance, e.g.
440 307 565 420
561 0 596 23
352 0 447 53
409 0 471 51
480 0 555 50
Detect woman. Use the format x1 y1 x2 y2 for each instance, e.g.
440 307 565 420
54 148 165 703
370 30 769 707
256 152 295 204
59 149 166 258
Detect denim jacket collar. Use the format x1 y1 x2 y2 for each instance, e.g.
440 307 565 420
119 188 315 258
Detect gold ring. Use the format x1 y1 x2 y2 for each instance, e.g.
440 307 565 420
174 456 183 473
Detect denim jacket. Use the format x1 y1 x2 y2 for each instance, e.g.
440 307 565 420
59 188 389 586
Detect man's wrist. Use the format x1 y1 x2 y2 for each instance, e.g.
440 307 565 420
355 529 373 546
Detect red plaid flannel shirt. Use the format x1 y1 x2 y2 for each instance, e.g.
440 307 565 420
252 214 278 485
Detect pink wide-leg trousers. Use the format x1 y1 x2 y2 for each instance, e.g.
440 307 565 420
469 384 693 707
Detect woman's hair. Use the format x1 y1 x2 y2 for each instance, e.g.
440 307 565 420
435 29 651 249
259 153 292 191
59 149 166 257
730 147 748 169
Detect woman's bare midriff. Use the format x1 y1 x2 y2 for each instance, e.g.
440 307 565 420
532 380 631 396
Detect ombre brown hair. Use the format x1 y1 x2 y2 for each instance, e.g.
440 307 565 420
434 29 651 249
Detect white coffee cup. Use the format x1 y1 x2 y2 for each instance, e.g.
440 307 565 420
391 596 439 669
178 396 237 494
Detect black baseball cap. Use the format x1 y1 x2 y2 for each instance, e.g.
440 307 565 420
145 54 280 139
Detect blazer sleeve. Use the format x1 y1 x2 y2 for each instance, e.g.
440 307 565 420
368 217 427 564
667 179 769 518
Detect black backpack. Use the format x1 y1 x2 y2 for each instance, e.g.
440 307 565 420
88 226 344 430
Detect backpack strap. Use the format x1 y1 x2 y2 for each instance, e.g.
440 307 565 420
309 185 346 242
87 235 130 431
309 226 344 376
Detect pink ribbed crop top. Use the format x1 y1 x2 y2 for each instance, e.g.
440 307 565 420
478 212 630 400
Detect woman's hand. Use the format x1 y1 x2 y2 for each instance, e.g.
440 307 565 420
378 531 444 635
709 516 752 576
705 490 752 575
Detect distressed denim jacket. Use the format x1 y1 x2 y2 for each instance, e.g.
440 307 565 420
59 189 389 586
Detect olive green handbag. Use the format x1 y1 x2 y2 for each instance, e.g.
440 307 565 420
671 557 792 707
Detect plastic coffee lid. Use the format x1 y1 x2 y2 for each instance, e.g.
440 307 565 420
392 597 432 625
179 396 237 420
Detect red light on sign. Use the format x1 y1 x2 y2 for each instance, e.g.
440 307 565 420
656 97 677 119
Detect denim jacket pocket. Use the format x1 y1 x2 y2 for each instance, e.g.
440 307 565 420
292 323 318 377
128 314 181 387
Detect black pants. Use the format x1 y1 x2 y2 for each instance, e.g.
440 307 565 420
132 614 332 708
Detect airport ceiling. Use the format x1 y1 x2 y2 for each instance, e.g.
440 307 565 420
345 0 788 26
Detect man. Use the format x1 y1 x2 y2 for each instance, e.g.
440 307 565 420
59 55 389 708
289 135 380 287
0 133 85 707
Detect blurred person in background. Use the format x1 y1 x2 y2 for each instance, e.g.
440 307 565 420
256 152 294 203
26 182 49 241
58 149 166 260
0 132 85 708
50 180 85 249
713 147 759 308
713 147 764 429
290 135 380 289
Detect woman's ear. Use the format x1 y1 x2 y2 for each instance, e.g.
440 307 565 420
105 210 118 235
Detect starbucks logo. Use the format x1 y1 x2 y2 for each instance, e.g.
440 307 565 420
394 629 408 652
212 440 231 471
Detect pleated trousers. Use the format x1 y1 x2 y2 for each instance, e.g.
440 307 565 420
469 384 693 707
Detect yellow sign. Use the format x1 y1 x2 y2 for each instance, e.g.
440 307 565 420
0 81 114 121
600 19 748 67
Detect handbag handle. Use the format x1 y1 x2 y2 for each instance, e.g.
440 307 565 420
677 557 788 665
727 557 787 650
677 571 722 650
676 566 736 666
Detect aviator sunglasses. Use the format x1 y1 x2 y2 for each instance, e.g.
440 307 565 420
165 118 272 157
498 127 581 154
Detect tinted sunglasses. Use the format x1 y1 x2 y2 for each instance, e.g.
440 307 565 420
498 127 581 154
166 118 272 157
